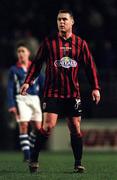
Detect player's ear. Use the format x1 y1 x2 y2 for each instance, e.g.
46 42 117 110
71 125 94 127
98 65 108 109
72 18 74 25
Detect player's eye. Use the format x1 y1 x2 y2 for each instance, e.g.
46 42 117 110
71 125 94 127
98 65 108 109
57 18 68 21
63 18 67 21
18 50 25 53
57 18 61 21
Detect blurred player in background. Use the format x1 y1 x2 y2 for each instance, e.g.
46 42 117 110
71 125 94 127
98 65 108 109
7 41 44 162
20 9 100 173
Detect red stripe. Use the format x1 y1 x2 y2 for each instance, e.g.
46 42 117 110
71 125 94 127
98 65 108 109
78 37 82 57
52 40 57 60
72 34 76 58
59 37 63 59
58 37 64 97
66 41 72 97
67 78 71 97
66 42 71 97
72 34 77 97
25 65 35 84
52 39 58 97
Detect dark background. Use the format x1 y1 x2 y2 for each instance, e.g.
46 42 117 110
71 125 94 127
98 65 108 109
0 0 117 150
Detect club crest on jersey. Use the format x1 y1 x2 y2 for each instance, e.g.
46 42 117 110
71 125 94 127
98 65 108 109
43 102 46 110
54 56 77 68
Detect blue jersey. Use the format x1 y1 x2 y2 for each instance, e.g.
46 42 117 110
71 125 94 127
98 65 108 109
7 63 44 108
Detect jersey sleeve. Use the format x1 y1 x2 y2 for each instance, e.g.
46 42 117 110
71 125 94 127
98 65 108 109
38 72 45 97
24 40 47 85
81 40 100 90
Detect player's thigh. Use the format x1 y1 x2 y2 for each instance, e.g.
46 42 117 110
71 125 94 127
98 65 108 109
66 98 82 117
42 98 59 129
42 98 60 114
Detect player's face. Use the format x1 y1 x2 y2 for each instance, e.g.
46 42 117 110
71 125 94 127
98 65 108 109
57 13 74 34
17 46 30 64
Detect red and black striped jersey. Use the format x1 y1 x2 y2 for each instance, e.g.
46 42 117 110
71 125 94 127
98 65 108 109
25 33 100 98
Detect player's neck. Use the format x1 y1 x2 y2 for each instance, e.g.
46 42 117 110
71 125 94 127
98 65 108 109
59 31 72 40
18 59 29 70
22 63 29 72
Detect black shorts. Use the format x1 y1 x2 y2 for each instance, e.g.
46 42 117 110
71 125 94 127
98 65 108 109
42 98 82 117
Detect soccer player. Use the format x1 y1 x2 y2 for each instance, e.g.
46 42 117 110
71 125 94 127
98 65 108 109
7 41 44 162
20 9 100 172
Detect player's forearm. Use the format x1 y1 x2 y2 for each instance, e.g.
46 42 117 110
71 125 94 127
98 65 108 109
7 84 16 108
86 69 100 90
7 95 16 109
25 58 43 85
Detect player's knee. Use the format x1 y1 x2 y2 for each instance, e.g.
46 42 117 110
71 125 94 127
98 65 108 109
44 120 56 129
40 127 51 137
42 123 55 135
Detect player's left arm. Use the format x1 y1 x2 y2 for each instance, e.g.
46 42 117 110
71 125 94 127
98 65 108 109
81 40 101 104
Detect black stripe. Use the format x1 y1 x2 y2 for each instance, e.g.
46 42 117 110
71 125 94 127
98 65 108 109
44 39 51 97
75 36 79 98
56 36 62 97
64 69 68 98
49 39 56 97
68 38 72 58
61 40 67 98
68 38 74 96
45 38 57 97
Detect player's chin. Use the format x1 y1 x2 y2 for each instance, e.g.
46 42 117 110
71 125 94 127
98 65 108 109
59 27 65 32
60 30 66 34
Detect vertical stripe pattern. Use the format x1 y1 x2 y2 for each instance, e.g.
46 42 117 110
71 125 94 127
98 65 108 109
25 33 100 98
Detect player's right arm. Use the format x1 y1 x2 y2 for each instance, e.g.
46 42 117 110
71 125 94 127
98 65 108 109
8 106 18 118
7 67 19 119
7 67 16 109
20 40 47 95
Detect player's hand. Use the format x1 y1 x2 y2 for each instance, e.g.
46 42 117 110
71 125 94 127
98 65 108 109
8 107 20 120
20 83 29 96
8 107 17 114
92 89 100 104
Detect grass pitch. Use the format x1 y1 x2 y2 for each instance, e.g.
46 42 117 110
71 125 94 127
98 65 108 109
0 151 117 180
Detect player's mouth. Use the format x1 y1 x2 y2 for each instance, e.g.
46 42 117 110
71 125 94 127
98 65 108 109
60 25 65 29
19 56 23 59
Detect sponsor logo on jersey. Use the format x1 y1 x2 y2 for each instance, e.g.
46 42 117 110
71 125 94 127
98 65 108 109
54 56 77 69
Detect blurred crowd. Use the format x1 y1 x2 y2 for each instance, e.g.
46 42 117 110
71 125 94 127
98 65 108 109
0 0 117 119
0 0 117 150
0 0 117 68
